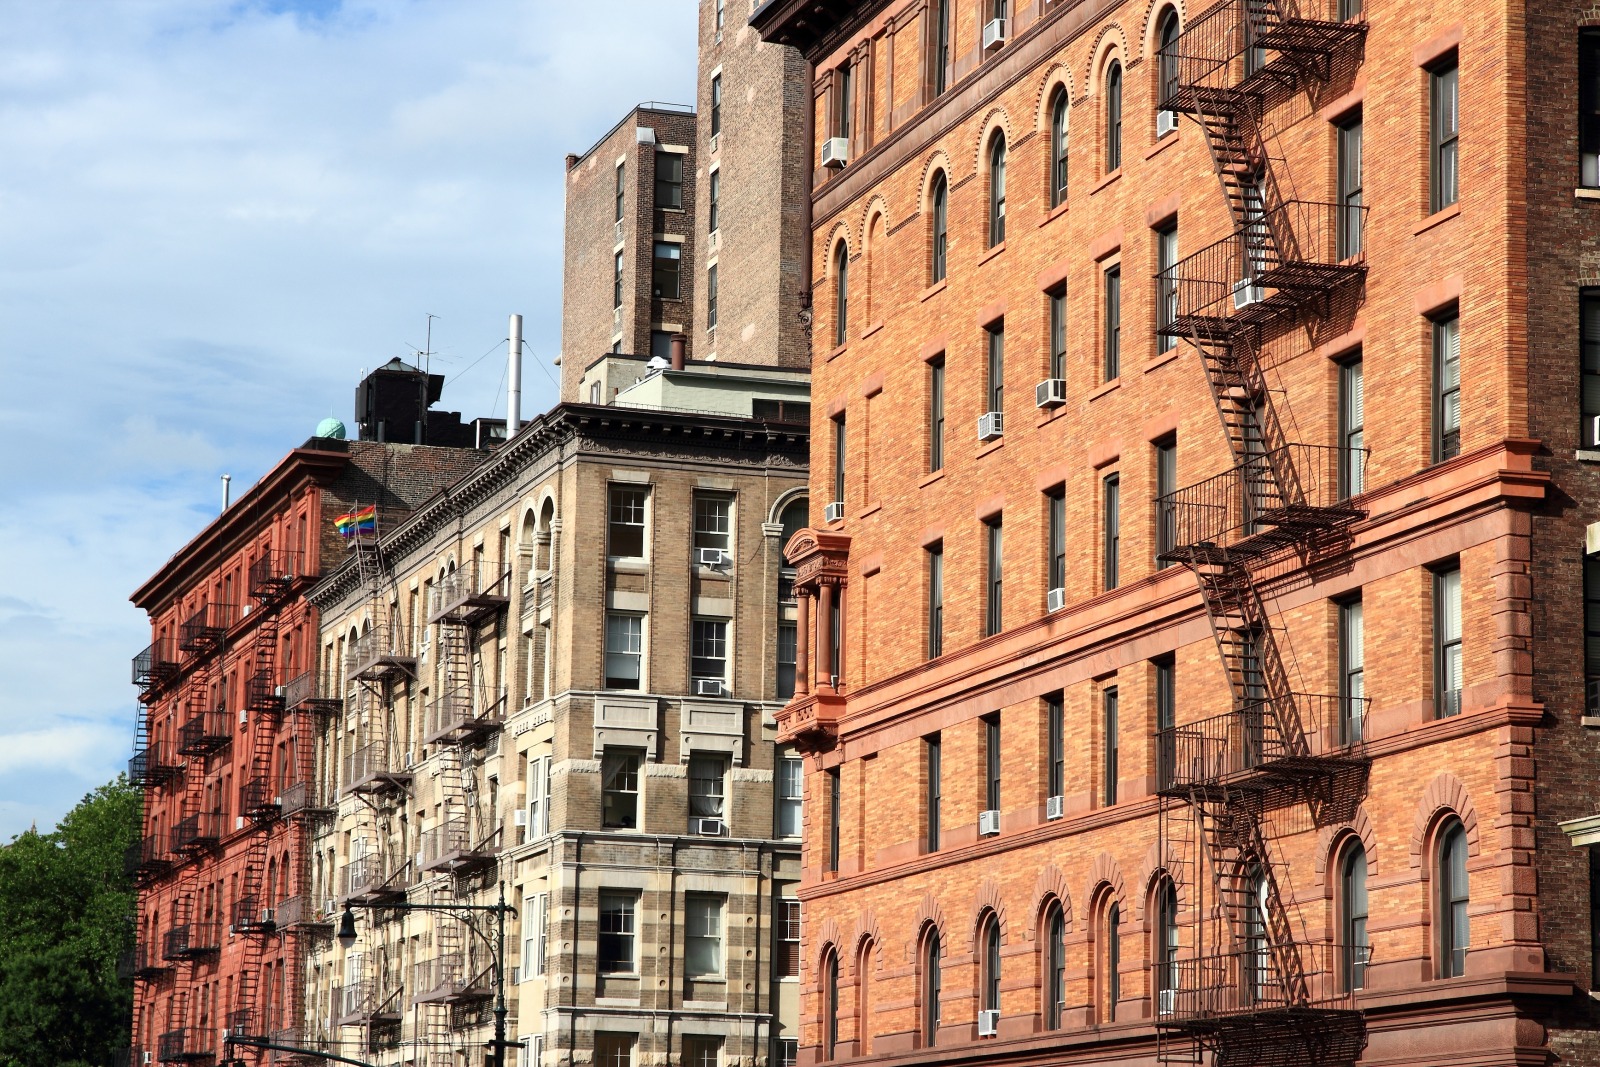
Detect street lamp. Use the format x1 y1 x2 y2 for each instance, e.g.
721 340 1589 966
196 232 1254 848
337 882 515 1067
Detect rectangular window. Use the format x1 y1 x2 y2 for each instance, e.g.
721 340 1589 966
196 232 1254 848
537 893 550 974
615 162 626 223
1433 313 1461 461
710 73 723 137
777 897 801 977
1156 227 1178 352
604 614 643 690
707 263 719 329
1584 31 1600 186
1103 474 1121 590
688 754 727 823
693 494 732 553
521 895 540 977
1584 292 1600 448
832 415 846 505
827 768 841 872
596 1034 634 1067
685 894 724 977
709 169 720 231
1047 695 1064 799
597 893 637 973
985 517 1004 636
1338 119 1364 258
926 733 942 851
986 320 1005 413
777 624 797 700
1340 358 1365 495
1047 491 1066 594
1430 60 1459 213
932 0 951 95
1340 599 1365 743
652 242 682 299
1587 555 1600 717
655 151 684 209
1155 657 1175 785
984 713 1001 812
1339 0 1361 20
601 749 642 828
835 60 853 139
927 543 944 658
1104 266 1122 380
774 1039 798 1067
613 251 624 309
526 754 549 838
929 357 946 471
1434 566 1463 717
1049 289 1067 381
609 486 647 558
1103 687 1119 805
777 755 803 837
684 1037 720 1067
1155 440 1177 567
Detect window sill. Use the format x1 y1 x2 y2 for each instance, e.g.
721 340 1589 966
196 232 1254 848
1087 377 1122 402
1040 200 1070 227
1578 188 1600 200
1144 130 1180 160
1578 450 1600 462
825 340 849 363
918 469 946 489
1414 202 1460 236
856 501 882 520
1144 348 1181 374
977 437 1006 460
1090 168 1123 196
1036 404 1070 428
608 558 650 574
919 279 948 302
860 320 885 341
978 240 1007 267
693 565 735 578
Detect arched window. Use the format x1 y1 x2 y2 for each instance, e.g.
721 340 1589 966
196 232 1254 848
856 940 873 1055
1243 864 1270 1001
1104 902 1121 1021
833 241 849 348
988 135 1008 247
1154 878 1179 1007
921 928 942 1046
1157 11 1181 118
823 947 840 1059
1436 820 1468 977
1045 902 1067 1029
1340 841 1369 991
930 171 949 283
1049 89 1069 207
1106 60 1123 171
979 911 1001 1016
778 497 809 545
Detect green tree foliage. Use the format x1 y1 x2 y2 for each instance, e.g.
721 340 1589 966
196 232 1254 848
0 776 139 1067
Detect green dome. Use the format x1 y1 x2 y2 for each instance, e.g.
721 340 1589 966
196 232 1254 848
315 417 347 440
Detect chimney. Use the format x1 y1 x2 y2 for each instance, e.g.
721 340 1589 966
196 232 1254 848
670 333 687 371
507 313 523 435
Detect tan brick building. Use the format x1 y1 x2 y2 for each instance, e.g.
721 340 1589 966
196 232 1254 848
752 0 1600 1064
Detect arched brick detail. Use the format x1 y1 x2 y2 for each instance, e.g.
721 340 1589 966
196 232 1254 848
1314 806 1378 892
851 909 884 978
1032 61 1076 128
814 917 844 976
905 892 949 963
1410 772 1482 868
917 149 956 209
1083 851 1128 914
1139 0 1186 59
969 879 1011 948
859 194 892 244
1030 863 1075 938
1086 24 1132 96
823 221 853 267
1133 838 1183 921
971 107 1016 174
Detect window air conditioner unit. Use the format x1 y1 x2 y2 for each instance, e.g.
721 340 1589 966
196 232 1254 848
614 219 625 245
710 133 720 155
1159 988 1177 1015
235 816 246 831
694 678 726 697
696 817 725 836
239 707 248 724
709 229 720 252
978 1009 1000 1037
1047 587 1067 613
977 411 1004 442
824 501 846 523
1046 794 1065 820
403 751 416 768
982 18 1008 51
1035 379 1067 408
978 809 1001 836
142 1054 154 1066
696 547 728 568
323 899 337 917
260 908 276 926
1158 109 1179 136
820 137 850 169
1588 413 1600 449
274 685 286 698
513 809 529 828
1233 277 1264 309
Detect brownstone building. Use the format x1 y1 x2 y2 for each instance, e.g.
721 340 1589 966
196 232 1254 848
753 0 1600 1064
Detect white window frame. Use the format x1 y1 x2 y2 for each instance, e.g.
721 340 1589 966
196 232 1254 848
685 893 725 978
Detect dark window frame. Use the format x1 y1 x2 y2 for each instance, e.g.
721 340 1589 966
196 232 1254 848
1156 224 1178 352
1104 265 1122 380
1047 489 1066 593
834 242 850 348
1156 438 1177 566
1048 287 1067 381
985 516 1004 636
984 713 1001 812
1434 564 1462 718
654 151 684 210
926 733 942 851
1341 842 1370 991
1103 473 1121 590
1429 58 1459 213
1338 118 1364 258
1583 31 1600 187
1106 61 1123 171
1047 694 1064 798
1433 311 1461 461
1157 11 1181 113
980 912 1001 1013
1582 290 1600 448
986 319 1005 413
1340 598 1365 744
1050 89 1069 206
652 241 682 300
929 356 946 471
988 135 1008 247
922 930 942 1046
927 543 944 659
711 73 723 137
930 172 949 283
1103 686 1119 806
827 768 841 872
832 414 847 505
1339 356 1365 496
1436 820 1469 977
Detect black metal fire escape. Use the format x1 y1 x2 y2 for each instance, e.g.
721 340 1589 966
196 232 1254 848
1153 0 1370 1064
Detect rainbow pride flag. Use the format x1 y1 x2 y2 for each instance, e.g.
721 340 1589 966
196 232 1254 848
335 505 377 539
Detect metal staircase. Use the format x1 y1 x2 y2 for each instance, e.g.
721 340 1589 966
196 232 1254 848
1154 0 1371 1063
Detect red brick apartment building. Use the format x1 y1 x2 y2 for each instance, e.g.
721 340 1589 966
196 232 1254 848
754 0 1600 1063
125 435 482 1067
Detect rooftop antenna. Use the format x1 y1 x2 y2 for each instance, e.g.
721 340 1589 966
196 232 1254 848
417 314 438 445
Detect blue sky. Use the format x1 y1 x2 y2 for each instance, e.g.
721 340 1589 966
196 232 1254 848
0 0 698 839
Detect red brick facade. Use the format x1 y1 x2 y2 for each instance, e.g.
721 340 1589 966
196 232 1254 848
756 0 1600 1064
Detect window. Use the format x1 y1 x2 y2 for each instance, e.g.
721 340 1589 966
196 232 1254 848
827 768 841 871
527 754 550 837
985 517 1003 636
1584 291 1600 447
774 1039 798 1067
823 949 840 1059
1156 439 1177 566
1048 288 1067 381
710 73 723 137
715 0 725 32
833 242 849 347
930 172 948 283
650 330 673 361
1103 687 1119 805
1433 312 1460 460
1104 902 1121 1019
986 320 1005 413
777 756 802 837
777 623 796 700
1157 11 1181 114
1046 694 1064 800
929 356 946 471
832 414 847 505
1106 61 1123 171
1050 90 1069 206
1103 474 1121 590
1430 59 1459 212
776 897 801 977
988 135 1007 246
706 264 719 329
604 614 643 690
1436 820 1469 977
1155 880 1179 1001
655 151 684 209
1244 865 1269 999
932 0 951 96
984 713 1001 813
1339 357 1365 496
1047 490 1066 594
708 169 720 231
1341 843 1369 991
683 1038 720 1067
652 242 681 299
693 494 731 555
597 892 637 973
521 895 540 978
615 162 625 222
925 733 941 851
685 894 724 977
591 381 602 402
601 749 642 828
1157 225 1179 351
1045 903 1067 1029
1434 565 1462 717
1338 119 1364 258
1339 0 1361 20
835 60 853 140
980 912 1001 1015
1587 553 1600 715
1584 31 1600 186
613 251 624 309
921 931 942 1046
927 543 944 658
688 753 727 827
1340 599 1365 743
595 1034 633 1067
1104 266 1121 380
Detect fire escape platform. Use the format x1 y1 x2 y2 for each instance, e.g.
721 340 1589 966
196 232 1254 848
344 768 413 795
